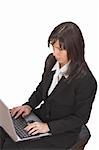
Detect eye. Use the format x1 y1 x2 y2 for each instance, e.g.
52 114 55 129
53 47 63 51
59 48 63 51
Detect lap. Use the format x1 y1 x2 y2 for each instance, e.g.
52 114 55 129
0 127 8 140
0 127 66 150
3 137 65 150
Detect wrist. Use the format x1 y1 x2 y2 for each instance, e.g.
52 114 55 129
45 123 50 132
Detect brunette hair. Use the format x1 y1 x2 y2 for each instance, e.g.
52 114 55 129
48 22 87 82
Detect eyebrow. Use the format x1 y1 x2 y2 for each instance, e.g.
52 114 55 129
53 46 63 51
53 46 61 49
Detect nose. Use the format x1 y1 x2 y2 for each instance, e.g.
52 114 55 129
53 48 60 57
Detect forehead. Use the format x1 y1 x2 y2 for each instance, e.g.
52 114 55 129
52 40 60 48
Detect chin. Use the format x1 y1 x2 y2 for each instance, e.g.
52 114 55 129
58 60 63 64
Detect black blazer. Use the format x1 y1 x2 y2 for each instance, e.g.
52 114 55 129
25 53 97 148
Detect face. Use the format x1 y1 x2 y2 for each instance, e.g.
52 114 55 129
52 40 69 67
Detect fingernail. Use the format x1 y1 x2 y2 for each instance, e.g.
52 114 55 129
14 116 17 119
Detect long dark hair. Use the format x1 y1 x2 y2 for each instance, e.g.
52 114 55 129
48 22 87 82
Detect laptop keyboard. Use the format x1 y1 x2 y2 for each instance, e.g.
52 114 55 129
12 116 34 139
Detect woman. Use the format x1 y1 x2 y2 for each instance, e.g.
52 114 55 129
0 22 97 150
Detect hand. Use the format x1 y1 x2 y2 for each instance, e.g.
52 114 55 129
10 105 32 118
24 122 50 135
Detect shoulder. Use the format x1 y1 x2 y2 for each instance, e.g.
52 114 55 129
83 65 97 86
75 65 97 93
45 53 56 65
44 53 56 72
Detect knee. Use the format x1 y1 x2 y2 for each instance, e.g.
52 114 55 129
0 126 8 140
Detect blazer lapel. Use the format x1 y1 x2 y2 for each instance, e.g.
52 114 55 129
47 76 68 100
43 71 69 101
43 71 55 99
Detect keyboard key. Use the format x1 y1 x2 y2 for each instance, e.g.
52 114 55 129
12 116 32 138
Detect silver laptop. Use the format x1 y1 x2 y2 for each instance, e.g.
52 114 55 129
0 99 51 142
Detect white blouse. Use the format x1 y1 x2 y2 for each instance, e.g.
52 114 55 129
48 61 70 96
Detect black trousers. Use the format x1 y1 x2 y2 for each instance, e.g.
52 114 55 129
0 127 66 150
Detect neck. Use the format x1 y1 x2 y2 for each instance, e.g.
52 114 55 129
59 64 63 68
59 60 70 68
59 62 67 68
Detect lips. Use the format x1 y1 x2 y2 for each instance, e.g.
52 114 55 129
55 57 60 61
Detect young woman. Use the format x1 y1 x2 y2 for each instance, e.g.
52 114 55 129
0 22 97 150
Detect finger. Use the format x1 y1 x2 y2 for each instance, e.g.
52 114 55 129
31 130 39 135
14 109 23 119
22 112 28 117
10 108 16 116
11 107 19 117
28 127 38 135
24 123 36 131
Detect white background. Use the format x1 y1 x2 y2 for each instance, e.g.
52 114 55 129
0 0 98 149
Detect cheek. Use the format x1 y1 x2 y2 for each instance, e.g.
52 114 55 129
61 52 68 61
62 57 67 63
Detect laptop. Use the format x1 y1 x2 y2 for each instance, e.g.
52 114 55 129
0 99 51 142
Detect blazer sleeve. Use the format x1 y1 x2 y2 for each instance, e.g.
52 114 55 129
23 53 55 109
48 74 97 135
24 80 44 109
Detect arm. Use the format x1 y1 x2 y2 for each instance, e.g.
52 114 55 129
11 54 55 118
24 79 44 109
47 75 97 135
24 53 55 109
